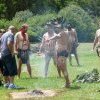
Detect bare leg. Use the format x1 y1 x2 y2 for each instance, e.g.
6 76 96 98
69 53 72 66
4 76 9 83
53 55 61 77
26 63 32 78
9 76 14 84
58 57 70 87
44 53 51 77
57 65 61 77
74 51 80 66
17 59 22 78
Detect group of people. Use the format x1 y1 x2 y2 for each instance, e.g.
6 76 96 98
0 21 80 89
0 24 32 89
39 22 80 87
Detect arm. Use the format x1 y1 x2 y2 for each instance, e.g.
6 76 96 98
73 29 78 44
14 33 18 53
74 30 78 43
39 36 45 53
27 34 30 50
49 33 61 40
7 35 14 55
93 36 98 50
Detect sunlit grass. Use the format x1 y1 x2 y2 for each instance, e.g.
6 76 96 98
0 43 100 100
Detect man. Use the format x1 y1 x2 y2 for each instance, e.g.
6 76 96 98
14 24 32 78
0 29 5 74
39 22 57 77
93 28 100 56
48 24 71 88
67 24 80 66
0 26 17 89
0 29 5 86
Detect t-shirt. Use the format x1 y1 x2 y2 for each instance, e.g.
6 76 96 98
0 30 14 57
42 32 56 52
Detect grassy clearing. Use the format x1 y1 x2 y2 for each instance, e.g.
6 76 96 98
0 43 100 100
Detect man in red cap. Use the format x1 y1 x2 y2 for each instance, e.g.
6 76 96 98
14 24 32 78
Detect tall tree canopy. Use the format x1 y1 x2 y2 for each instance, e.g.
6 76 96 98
0 0 100 19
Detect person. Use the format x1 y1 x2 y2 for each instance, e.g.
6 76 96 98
67 24 80 66
14 24 32 78
39 22 57 77
0 29 5 85
48 24 71 88
0 26 18 89
93 28 100 56
0 29 5 74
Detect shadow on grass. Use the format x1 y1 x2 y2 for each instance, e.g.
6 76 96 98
21 77 39 80
69 85 81 90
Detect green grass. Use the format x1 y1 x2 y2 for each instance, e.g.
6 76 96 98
0 43 100 100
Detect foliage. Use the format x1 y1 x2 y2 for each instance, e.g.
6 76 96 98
58 5 98 42
10 10 33 31
0 19 10 30
0 0 100 19
26 12 56 42
10 11 56 42
27 12 56 35
0 0 33 19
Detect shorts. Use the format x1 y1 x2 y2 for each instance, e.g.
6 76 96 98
17 49 29 64
57 50 68 58
71 42 78 54
2 54 17 76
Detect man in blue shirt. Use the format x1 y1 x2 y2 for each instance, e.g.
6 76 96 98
0 26 17 89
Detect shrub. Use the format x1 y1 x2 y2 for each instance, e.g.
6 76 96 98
58 5 98 42
0 19 9 30
10 10 33 30
26 13 56 42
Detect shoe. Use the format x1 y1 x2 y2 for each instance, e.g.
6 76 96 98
8 84 18 89
63 83 71 88
4 83 9 88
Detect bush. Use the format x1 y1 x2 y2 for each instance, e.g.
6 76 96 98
10 10 33 30
10 11 56 42
0 19 10 30
58 5 98 42
26 12 56 42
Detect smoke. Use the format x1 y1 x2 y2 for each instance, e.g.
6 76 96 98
30 53 45 77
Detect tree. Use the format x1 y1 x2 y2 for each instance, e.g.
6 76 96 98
58 5 97 42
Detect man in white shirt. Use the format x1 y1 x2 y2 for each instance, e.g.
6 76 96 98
39 23 57 77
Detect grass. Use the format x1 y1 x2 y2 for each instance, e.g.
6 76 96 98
0 43 100 100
